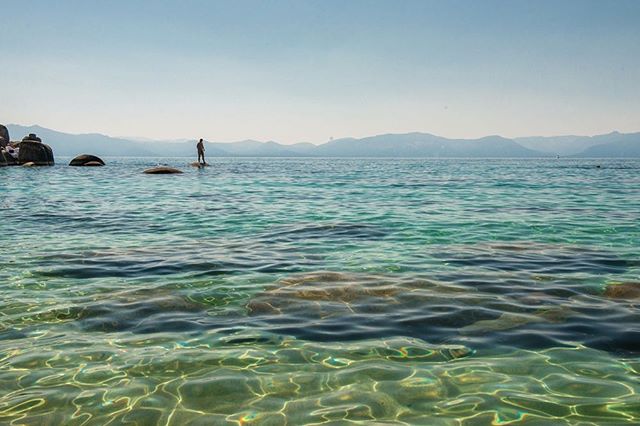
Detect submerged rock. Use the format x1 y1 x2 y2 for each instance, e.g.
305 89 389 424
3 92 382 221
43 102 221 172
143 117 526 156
18 140 55 166
25 288 208 333
435 242 630 275
604 282 640 300
143 166 183 174
241 267 640 355
69 154 105 166
247 271 401 316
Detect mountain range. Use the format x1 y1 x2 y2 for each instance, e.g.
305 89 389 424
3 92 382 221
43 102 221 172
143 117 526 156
5 124 640 158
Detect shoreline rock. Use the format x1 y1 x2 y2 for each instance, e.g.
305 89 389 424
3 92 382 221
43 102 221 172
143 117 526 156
0 125 9 148
18 139 55 166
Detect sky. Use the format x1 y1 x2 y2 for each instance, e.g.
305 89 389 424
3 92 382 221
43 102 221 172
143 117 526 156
1 0 639 144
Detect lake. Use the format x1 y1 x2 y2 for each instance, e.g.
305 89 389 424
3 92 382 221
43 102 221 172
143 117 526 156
1 157 639 424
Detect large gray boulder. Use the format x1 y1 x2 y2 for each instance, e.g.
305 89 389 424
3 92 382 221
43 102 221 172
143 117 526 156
18 140 55 166
0 125 9 148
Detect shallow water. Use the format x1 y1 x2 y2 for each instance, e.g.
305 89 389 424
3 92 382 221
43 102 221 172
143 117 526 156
1 157 639 425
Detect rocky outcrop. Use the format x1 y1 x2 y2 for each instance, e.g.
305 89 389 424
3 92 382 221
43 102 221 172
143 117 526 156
22 133 42 142
0 125 9 148
1 144 19 166
18 139 55 166
143 166 183 174
69 154 105 166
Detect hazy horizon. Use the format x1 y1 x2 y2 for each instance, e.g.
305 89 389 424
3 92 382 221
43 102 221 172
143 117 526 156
2 0 640 144
7 122 639 146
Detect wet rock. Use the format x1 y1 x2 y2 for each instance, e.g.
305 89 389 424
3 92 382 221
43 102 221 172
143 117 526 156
1 150 18 166
604 282 640 300
22 133 42 142
18 140 55 166
69 154 105 166
143 166 183 174
1 142 19 165
21 162 36 167
190 161 209 167
0 124 9 147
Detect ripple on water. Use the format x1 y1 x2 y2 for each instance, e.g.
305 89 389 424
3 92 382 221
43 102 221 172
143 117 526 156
0 332 638 425
435 242 635 275
2 158 640 424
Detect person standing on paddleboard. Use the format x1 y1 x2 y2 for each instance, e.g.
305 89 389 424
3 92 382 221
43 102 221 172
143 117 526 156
197 138 206 165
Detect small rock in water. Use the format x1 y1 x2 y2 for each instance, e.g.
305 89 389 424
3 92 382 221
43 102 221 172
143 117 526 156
143 166 183 174
69 154 105 166
190 162 208 167
604 282 640 300
21 162 36 167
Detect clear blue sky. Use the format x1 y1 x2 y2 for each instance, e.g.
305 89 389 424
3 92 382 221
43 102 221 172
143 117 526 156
2 0 639 143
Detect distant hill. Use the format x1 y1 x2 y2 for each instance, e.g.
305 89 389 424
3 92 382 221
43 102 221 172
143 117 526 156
6 124 226 157
314 132 543 157
577 134 640 157
572 132 640 157
516 132 640 156
515 135 601 156
5 124 639 158
7 124 156 157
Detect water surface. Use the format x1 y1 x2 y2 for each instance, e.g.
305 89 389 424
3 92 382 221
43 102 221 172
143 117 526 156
1 158 639 424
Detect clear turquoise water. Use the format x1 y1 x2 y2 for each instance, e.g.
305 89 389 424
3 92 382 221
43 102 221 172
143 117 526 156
1 157 639 425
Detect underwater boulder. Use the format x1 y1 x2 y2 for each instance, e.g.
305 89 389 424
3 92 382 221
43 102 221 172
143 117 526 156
25 288 209 333
604 282 640 300
69 154 105 166
436 242 630 275
143 166 183 174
